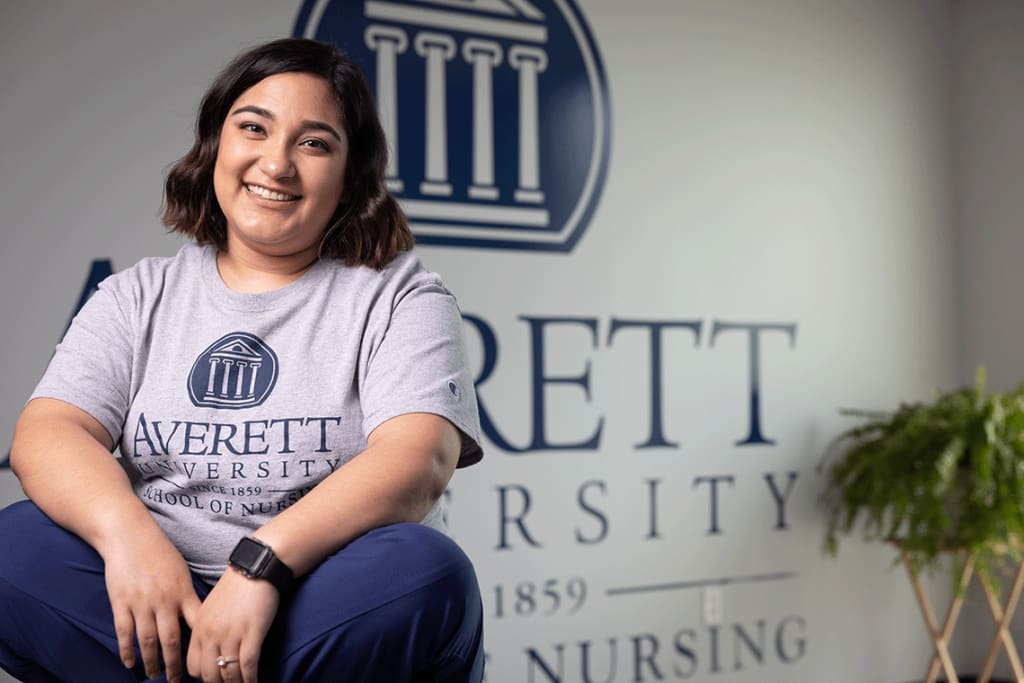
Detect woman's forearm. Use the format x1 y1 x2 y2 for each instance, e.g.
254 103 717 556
11 398 168 558
13 402 461 577
251 412 461 577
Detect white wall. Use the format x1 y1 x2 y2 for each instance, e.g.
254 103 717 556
953 0 1024 677
956 0 1024 389
0 1 991 681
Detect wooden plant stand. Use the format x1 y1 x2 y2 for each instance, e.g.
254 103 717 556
895 541 1024 683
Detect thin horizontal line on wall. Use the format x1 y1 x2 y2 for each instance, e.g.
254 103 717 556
606 571 798 596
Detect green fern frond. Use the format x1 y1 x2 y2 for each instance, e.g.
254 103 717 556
819 367 1024 592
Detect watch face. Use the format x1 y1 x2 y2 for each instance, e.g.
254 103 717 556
231 538 267 570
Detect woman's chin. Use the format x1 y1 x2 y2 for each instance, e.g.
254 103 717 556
228 234 320 260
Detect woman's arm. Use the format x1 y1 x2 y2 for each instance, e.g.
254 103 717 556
14 398 140 548
185 411 461 683
11 397 201 683
254 411 460 575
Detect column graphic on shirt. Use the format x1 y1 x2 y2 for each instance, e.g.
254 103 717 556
188 332 279 409
294 0 611 252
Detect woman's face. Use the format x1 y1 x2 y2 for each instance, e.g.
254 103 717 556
213 72 348 262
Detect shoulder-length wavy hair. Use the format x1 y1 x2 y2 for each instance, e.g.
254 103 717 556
162 38 412 269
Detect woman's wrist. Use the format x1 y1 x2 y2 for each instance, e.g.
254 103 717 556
227 536 295 593
91 497 170 560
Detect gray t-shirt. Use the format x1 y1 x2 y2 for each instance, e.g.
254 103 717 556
31 243 483 582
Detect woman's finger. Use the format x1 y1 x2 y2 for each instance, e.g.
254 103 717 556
185 627 202 679
111 603 136 669
238 636 261 683
134 611 163 679
219 652 242 683
156 610 184 683
181 591 201 629
207 641 242 683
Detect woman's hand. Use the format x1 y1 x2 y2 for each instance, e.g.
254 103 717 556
186 568 280 683
102 534 202 683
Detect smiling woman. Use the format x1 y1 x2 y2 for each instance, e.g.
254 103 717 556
0 38 484 683
163 37 413 276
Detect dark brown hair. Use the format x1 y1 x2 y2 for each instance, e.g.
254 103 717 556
162 38 412 269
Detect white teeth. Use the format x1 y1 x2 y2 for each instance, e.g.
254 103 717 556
245 184 298 201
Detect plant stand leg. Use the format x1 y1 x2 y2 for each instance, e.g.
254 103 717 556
903 550 973 683
977 559 1024 683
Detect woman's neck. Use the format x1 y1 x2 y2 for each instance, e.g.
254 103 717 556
215 244 318 293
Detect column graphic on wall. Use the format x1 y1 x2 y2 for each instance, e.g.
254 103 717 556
365 25 408 192
464 39 502 201
509 45 547 204
297 0 611 250
415 31 457 197
362 0 551 231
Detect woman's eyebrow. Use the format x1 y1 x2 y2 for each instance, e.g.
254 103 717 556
301 119 343 142
230 104 342 142
231 104 274 119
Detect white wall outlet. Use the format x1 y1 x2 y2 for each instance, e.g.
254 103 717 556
702 586 723 626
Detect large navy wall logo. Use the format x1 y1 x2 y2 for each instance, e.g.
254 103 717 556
188 333 279 409
293 0 611 252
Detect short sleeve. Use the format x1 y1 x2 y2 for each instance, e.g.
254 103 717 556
359 268 483 468
30 275 134 446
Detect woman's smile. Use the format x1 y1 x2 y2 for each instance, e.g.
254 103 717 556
244 182 301 203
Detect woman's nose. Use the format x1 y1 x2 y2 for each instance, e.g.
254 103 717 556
259 142 295 179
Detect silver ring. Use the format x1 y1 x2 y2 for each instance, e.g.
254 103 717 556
217 655 240 668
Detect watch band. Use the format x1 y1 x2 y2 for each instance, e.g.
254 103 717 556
228 537 294 593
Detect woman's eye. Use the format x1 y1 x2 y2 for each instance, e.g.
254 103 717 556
240 123 264 134
302 138 329 151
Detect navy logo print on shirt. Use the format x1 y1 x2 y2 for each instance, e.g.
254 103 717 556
188 333 279 409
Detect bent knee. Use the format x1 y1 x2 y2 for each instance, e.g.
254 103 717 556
0 501 52 577
0 499 49 530
0 500 103 594
347 523 481 603
378 524 473 572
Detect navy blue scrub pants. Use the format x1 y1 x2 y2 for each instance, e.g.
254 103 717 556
0 500 484 682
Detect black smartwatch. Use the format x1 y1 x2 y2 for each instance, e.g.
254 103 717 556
228 537 294 593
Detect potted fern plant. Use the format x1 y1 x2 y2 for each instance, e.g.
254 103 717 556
820 367 1024 589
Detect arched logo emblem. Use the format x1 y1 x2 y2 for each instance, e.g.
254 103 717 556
293 0 611 252
188 333 279 409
